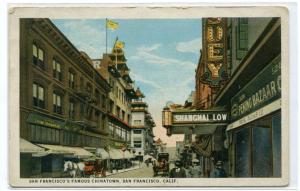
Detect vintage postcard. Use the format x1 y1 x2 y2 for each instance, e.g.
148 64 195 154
9 5 289 187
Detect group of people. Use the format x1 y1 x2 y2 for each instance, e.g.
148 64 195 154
169 159 227 178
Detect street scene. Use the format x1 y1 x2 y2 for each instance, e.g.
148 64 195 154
19 17 281 179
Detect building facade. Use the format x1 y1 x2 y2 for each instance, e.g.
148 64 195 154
162 17 281 178
92 41 137 170
20 19 111 177
215 18 281 177
130 88 156 160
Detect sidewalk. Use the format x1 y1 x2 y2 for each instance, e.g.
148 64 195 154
106 161 145 177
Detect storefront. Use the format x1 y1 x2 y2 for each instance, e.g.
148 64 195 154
226 55 281 177
162 108 229 177
20 138 46 178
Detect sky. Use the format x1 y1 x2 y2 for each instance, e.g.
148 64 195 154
52 19 202 147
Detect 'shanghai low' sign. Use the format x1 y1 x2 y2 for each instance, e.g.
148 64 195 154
172 112 228 124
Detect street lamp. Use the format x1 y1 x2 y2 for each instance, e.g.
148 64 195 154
162 107 172 126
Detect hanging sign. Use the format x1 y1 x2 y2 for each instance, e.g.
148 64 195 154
200 18 228 87
172 110 228 124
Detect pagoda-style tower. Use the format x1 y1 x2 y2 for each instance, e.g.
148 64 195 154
130 87 156 158
109 38 136 98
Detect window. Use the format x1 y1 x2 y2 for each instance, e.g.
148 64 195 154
53 59 62 81
116 106 121 118
235 127 250 177
252 125 271 177
133 129 142 134
133 120 142 126
127 130 131 142
236 18 248 59
31 125 60 144
127 114 131 124
62 131 81 146
109 100 114 113
69 100 75 119
95 90 100 105
109 122 114 137
272 114 281 177
134 139 142 148
102 95 106 109
122 110 125 121
53 92 62 114
101 115 105 129
33 83 45 109
68 71 75 88
32 43 45 69
234 112 281 177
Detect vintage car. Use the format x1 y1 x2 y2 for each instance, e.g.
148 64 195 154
153 152 169 177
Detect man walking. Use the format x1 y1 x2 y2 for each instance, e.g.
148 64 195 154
188 159 203 178
210 161 227 178
169 160 187 178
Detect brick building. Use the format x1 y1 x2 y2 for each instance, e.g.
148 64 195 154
20 18 110 177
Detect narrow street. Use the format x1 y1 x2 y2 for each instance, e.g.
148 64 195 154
108 164 154 178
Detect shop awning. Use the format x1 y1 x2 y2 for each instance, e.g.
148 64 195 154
108 148 123 159
37 144 94 159
95 148 110 159
83 147 97 153
124 150 134 159
20 138 45 153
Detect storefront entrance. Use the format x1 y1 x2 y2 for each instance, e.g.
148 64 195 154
234 112 281 177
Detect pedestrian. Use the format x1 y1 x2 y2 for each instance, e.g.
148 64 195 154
169 160 187 178
188 159 203 178
210 161 227 178
145 159 149 167
100 167 106 178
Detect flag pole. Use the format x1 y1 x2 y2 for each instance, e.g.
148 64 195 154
115 37 118 70
105 18 108 54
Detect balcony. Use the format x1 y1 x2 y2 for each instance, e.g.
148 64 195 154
120 69 130 76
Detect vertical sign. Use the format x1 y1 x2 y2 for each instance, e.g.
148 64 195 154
201 18 228 87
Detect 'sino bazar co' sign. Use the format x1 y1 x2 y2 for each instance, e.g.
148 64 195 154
172 110 228 124
231 55 281 121
201 18 228 87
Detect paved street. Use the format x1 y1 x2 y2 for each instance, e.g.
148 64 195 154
108 163 154 178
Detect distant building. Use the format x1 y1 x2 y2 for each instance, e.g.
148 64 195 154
130 88 156 160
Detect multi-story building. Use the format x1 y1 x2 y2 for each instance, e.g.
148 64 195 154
130 88 156 160
20 19 111 177
92 41 137 170
163 17 281 178
215 18 281 177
